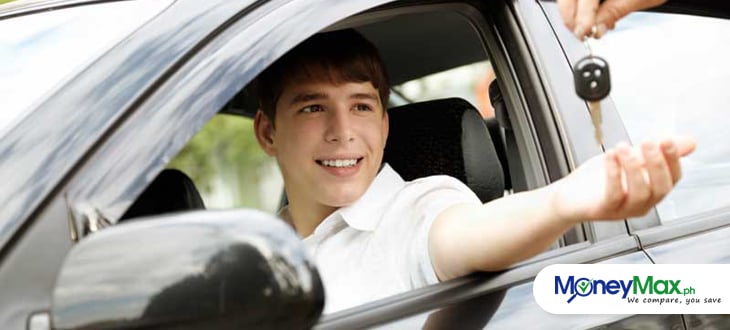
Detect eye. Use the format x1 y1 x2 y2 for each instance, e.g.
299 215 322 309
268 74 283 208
300 105 324 113
354 104 372 112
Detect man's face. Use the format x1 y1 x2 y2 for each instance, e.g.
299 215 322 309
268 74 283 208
256 80 389 210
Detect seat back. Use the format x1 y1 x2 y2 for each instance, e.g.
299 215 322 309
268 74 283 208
120 169 205 221
384 98 505 203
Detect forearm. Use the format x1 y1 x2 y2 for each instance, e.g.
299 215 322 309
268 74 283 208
430 185 578 281
430 138 695 282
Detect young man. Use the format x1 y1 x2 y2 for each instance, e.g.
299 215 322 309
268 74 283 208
253 29 695 313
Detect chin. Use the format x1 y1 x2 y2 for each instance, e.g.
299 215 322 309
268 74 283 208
321 186 367 208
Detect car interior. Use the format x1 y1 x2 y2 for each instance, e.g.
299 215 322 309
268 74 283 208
223 7 527 201
125 8 522 213
121 2 576 262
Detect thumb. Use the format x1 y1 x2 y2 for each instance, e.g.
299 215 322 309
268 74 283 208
595 0 666 31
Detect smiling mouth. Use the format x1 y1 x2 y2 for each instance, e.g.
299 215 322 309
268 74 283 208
316 157 364 168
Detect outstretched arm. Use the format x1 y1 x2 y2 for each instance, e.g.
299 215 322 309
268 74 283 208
429 138 695 281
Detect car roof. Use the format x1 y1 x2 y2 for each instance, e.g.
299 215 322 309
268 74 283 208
0 0 97 18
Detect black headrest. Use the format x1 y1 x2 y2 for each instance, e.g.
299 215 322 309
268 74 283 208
120 169 205 221
384 98 505 203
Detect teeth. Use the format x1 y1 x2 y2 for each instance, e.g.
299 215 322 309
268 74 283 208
322 159 358 168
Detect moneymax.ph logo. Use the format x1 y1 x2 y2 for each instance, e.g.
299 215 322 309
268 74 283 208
555 275 695 303
533 264 730 314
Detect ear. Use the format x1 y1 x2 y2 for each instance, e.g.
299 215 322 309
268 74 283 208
381 110 389 148
254 110 277 156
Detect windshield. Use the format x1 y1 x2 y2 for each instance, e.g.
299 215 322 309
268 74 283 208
0 0 172 137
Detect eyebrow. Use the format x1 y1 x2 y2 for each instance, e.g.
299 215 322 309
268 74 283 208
290 92 327 105
350 92 379 102
289 91 379 105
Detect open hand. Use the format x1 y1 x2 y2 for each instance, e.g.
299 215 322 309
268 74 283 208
557 0 666 39
550 137 696 223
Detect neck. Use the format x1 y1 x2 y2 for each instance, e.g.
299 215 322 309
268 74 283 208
286 199 338 237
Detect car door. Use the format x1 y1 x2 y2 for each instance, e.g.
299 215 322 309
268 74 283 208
541 0 730 328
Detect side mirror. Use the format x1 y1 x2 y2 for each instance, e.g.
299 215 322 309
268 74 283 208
51 210 324 329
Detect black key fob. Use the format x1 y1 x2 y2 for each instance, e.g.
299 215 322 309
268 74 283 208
573 55 611 102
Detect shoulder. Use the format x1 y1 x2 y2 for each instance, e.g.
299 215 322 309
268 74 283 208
395 174 481 212
404 174 477 198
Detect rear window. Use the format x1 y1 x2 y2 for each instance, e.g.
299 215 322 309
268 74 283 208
0 0 172 136
393 61 495 118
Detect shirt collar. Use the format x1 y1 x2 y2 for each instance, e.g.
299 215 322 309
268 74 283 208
338 163 405 231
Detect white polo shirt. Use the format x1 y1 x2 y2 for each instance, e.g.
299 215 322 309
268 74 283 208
300 163 481 313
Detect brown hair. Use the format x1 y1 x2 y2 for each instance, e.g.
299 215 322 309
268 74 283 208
252 29 390 121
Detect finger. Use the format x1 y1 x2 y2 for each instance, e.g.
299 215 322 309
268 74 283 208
558 0 578 31
596 0 667 31
661 139 683 184
604 149 625 210
574 0 599 38
617 144 651 215
642 141 673 205
673 135 697 157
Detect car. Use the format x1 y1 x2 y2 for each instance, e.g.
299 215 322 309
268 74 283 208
1 0 729 328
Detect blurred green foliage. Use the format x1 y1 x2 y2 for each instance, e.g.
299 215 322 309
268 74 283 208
168 114 274 209
0 0 15 4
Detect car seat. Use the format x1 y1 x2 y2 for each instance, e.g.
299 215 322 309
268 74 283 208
384 98 505 203
120 169 205 221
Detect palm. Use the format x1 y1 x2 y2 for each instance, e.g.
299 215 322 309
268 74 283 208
550 139 695 224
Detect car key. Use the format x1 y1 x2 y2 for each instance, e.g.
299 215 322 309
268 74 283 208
573 40 611 145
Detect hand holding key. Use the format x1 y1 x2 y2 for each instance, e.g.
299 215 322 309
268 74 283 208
557 0 667 39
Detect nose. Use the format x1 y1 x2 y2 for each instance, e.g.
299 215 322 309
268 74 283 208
324 105 354 143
